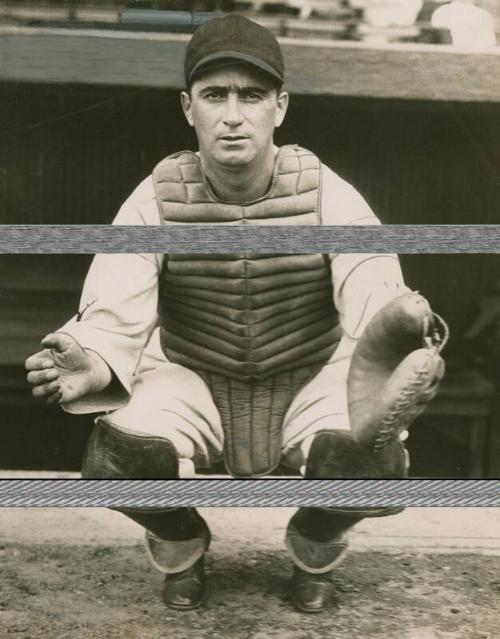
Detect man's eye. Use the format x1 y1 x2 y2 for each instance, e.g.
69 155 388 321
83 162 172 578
205 92 224 101
243 92 262 102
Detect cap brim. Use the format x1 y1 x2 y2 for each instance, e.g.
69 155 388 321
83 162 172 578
187 51 284 85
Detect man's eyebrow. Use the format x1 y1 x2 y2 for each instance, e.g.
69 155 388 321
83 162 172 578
199 85 228 93
199 84 270 93
239 85 269 93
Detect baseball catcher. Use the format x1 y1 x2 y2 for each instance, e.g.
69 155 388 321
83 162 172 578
25 14 448 613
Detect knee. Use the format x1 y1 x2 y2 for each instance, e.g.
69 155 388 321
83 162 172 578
81 417 179 479
304 430 407 479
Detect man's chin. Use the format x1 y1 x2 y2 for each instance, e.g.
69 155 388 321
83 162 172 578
214 150 255 168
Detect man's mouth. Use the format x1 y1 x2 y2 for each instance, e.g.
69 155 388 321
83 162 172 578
219 135 248 141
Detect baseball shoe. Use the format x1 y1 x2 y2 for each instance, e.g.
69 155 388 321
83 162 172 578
162 557 207 610
289 565 337 613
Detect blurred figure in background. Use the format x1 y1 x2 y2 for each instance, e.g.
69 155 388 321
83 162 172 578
431 0 496 48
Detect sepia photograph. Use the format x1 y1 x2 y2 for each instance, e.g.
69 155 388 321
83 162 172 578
1 0 499 228
1 506 500 636
1 252 499 480
1 1 500 632
1 2 499 482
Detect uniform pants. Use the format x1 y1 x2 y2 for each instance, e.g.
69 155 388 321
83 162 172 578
83 333 401 574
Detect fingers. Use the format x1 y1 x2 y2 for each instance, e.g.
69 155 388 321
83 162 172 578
41 332 75 352
25 334 73 404
25 351 54 371
27 369 59 386
31 380 61 400
46 389 64 405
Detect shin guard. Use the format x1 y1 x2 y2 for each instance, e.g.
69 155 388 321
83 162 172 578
286 508 351 574
81 417 179 479
304 430 406 517
81 418 210 572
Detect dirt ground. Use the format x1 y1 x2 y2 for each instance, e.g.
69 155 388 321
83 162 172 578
1 542 499 639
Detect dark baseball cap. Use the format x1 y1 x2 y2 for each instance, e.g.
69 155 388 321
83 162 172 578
184 14 284 87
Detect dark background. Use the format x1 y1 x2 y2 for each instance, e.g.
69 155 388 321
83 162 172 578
2 84 500 226
1 81 499 476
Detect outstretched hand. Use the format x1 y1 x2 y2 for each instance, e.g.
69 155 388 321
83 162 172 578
25 333 111 404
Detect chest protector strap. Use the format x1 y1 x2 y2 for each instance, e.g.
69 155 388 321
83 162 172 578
153 146 341 476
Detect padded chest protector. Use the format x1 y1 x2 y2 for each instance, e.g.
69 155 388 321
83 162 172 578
153 146 341 476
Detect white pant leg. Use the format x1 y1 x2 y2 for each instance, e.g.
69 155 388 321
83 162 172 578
281 336 356 469
102 329 224 469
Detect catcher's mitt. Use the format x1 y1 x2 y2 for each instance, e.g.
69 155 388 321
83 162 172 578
347 292 448 450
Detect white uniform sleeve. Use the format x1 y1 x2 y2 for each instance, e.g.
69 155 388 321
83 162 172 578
320 165 411 359
59 177 164 414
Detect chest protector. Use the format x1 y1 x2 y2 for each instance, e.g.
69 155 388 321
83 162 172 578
153 145 341 476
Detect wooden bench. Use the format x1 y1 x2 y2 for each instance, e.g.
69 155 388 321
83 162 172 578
423 368 495 477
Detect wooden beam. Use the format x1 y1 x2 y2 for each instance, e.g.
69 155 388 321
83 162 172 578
1 27 500 102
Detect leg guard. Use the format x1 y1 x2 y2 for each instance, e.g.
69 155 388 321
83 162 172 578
305 430 406 517
82 418 210 572
81 417 179 479
145 511 211 574
286 509 355 574
306 430 407 479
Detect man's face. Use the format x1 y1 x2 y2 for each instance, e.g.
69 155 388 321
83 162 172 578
181 64 289 169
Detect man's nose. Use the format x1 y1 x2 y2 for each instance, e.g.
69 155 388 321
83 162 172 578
223 95 244 126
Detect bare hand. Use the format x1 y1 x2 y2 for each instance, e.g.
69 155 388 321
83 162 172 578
25 333 111 404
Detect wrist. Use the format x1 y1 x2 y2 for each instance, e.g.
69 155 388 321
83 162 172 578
84 349 113 394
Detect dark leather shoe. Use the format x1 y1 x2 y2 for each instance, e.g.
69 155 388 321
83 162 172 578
162 557 207 610
290 566 336 613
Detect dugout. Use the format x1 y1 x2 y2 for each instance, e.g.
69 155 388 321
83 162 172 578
0 27 499 475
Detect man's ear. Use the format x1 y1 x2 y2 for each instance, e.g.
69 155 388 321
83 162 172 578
274 91 289 128
181 91 194 127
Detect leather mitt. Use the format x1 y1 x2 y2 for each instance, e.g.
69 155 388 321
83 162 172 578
348 292 448 450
